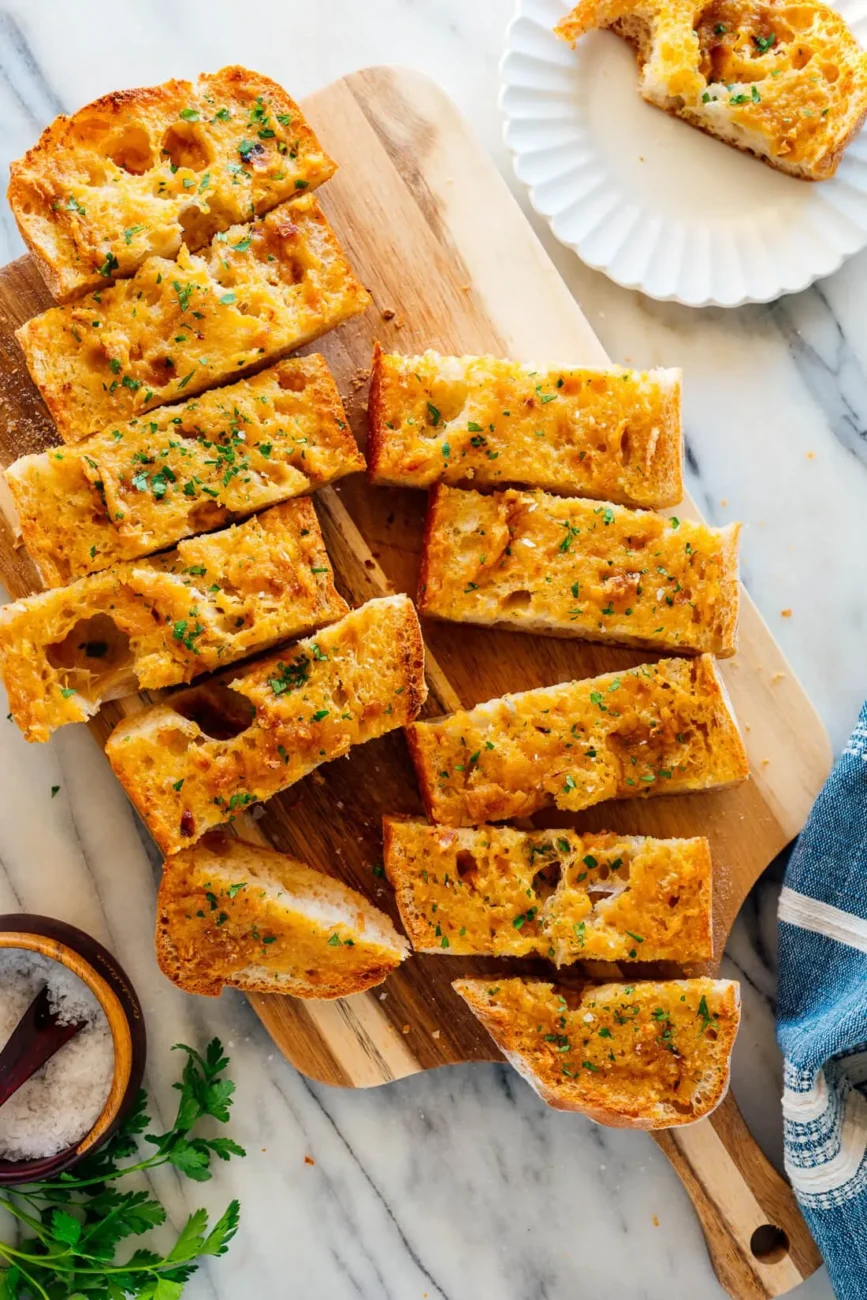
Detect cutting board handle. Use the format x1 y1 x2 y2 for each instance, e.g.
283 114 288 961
653 1092 822 1297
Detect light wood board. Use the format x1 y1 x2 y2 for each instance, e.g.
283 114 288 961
0 66 830 1299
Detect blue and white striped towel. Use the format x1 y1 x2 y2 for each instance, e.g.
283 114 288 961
777 703 867 1299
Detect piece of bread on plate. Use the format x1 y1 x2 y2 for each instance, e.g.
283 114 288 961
554 0 867 180
405 654 748 826
5 355 363 588
368 345 682 507
383 818 713 963
17 195 370 444
418 484 740 656
0 499 348 743
106 594 427 855
157 832 408 998
8 66 336 302
453 976 740 1128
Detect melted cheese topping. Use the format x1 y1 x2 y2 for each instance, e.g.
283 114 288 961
384 821 713 963
18 196 370 444
7 356 363 587
419 485 739 655
9 67 336 300
369 348 682 507
406 654 749 825
454 977 740 1125
0 500 347 742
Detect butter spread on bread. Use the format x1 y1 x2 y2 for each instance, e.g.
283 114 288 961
6 356 363 587
454 976 740 1128
106 595 427 855
383 819 713 964
405 654 748 825
157 833 408 998
555 0 867 180
0 500 347 743
368 345 682 507
419 484 739 655
9 66 336 301
17 196 370 444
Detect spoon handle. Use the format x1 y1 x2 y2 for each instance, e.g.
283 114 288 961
0 987 85 1108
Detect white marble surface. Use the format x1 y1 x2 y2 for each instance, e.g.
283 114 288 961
0 1 864 1296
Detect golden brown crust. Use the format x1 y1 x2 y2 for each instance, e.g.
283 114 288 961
156 832 408 999
105 595 428 854
405 654 749 825
418 484 740 656
17 196 370 444
555 0 867 180
453 976 740 1128
367 348 683 507
383 818 713 963
0 500 348 743
9 67 337 301
6 356 364 587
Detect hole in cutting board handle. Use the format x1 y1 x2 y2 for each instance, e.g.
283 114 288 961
750 1224 790 1264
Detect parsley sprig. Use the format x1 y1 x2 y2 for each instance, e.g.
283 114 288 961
0 1038 244 1298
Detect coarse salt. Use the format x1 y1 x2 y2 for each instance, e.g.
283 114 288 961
0 949 114 1161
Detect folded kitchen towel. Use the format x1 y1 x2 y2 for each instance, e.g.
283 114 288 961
777 702 867 1300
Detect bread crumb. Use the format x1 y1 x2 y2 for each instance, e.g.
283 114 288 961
652 1214 660 1227
761 758 770 766
381 308 396 321
771 672 786 683
394 315 405 329
459 284 471 293
401 1023 411 1035
351 367 371 391
806 451 815 459
431 1029 441 1039
781 609 792 618
720 498 727 507
304 1154 315 1166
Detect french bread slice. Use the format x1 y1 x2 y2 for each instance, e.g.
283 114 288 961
405 654 748 826
554 0 867 181
17 195 370 444
157 833 408 998
453 976 740 1128
9 66 336 301
5 356 363 588
106 595 427 855
367 345 682 507
0 499 348 743
383 818 712 964
418 484 740 656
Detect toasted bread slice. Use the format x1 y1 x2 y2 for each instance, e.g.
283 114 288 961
106 595 427 855
9 67 336 301
367 346 682 507
383 819 712 964
6 356 363 587
419 485 740 656
157 833 408 998
17 196 370 444
405 654 748 825
453 976 740 1128
555 0 867 180
0 500 348 743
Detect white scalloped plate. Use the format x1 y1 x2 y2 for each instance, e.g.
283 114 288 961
500 0 867 306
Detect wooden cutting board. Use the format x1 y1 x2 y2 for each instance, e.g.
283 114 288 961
0 66 830 1300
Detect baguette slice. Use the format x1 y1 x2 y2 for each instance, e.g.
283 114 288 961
453 976 740 1128
419 485 740 656
0 500 347 743
157 833 408 998
9 67 336 301
106 595 427 855
554 0 867 181
17 196 370 444
6 356 364 587
405 654 748 826
383 819 712 964
368 345 682 507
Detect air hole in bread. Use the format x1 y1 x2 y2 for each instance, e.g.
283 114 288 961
822 62 840 81
278 368 310 394
455 850 478 883
172 681 256 739
46 612 134 702
178 203 225 249
161 123 211 172
503 589 532 612
103 124 154 175
791 44 814 68
620 427 632 463
782 5 817 31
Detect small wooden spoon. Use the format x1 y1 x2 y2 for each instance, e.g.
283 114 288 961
0 986 86 1108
